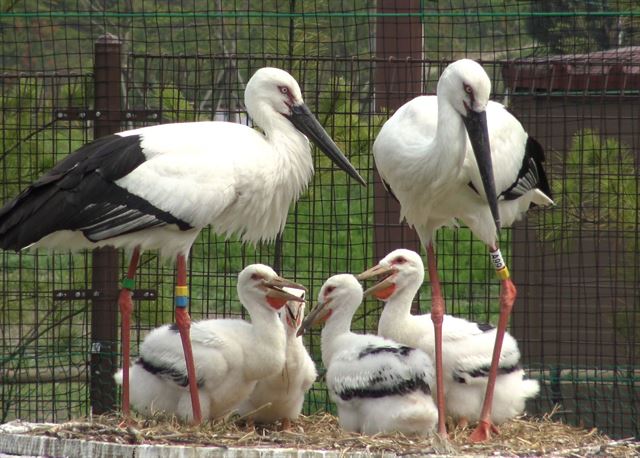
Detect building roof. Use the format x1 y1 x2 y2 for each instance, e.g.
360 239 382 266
502 46 640 92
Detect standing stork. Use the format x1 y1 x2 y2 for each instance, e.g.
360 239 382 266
372 59 552 441
0 67 365 424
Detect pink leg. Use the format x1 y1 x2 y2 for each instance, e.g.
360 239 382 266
118 246 141 420
469 245 517 443
174 254 202 425
427 243 448 438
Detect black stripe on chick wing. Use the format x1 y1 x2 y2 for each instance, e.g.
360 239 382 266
334 346 431 401
358 344 413 359
335 367 431 401
476 322 495 332
452 363 522 384
137 357 205 388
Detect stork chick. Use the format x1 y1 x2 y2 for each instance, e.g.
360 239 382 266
298 274 437 436
237 288 317 429
115 264 304 422
360 249 539 428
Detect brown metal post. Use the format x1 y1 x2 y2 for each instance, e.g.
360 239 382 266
90 34 122 414
373 0 423 261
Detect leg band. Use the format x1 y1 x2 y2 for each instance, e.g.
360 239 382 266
489 248 511 280
121 278 135 290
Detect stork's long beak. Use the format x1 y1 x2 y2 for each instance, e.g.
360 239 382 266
264 276 307 309
463 109 501 233
296 298 332 337
286 104 367 186
356 264 394 281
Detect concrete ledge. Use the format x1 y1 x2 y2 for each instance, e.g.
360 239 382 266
0 422 474 458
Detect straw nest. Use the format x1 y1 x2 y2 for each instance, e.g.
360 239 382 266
20 406 639 457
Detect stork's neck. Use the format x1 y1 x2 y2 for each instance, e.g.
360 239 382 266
261 113 314 194
244 303 286 378
430 93 468 172
320 310 354 367
378 286 418 332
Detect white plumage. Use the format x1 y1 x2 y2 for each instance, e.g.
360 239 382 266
298 274 437 436
7 67 364 258
237 288 317 427
373 59 553 246
363 249 539 425
371 58 551 440
115 264 305 422
0 66 364 422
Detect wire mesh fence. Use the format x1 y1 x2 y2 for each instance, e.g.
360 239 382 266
0 0 638 439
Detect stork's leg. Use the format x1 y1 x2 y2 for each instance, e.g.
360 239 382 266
469 245 517 443
427 242 448 438
118 246 141 420
174 254 203 425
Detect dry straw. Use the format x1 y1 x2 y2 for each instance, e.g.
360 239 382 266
21 406 639 457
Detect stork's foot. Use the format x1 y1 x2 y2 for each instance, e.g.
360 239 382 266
468 420 499 443
281 418 291 431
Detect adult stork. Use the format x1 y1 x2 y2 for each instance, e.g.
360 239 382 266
0 67 365 424
372 59 552 441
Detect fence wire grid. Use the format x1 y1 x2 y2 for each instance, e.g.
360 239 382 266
1 0 639 440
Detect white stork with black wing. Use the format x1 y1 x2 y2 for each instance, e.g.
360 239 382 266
372 59 552 440
297 274 437 436
0 67 365 423
360 249 539 428
115 264 304 422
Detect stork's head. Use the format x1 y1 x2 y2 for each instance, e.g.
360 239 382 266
357 249 424 301
438 59 501 234
237 264 306 312
244 67 366 187
296 274 363 336
438 59 491 116
281 287 306 335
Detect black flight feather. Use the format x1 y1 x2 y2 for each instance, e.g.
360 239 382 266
0 134 192 250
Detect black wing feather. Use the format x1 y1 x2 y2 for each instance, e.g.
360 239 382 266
0 134 192 250
500 136 552 202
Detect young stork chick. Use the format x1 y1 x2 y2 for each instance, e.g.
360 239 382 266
359 249 539 428
237 288 317 429
115 264 304 422
297 274 437 436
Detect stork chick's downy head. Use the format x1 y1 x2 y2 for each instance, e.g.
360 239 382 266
297 274 363 336
358 249 424 301
281 287 306 335
438 59 501 234
243 67 365 186
237 264 306 311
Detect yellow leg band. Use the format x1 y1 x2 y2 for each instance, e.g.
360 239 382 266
175 285 189 296
496 266 510 280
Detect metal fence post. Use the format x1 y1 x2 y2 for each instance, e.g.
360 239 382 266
90 34 122 414
373 0 423 261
